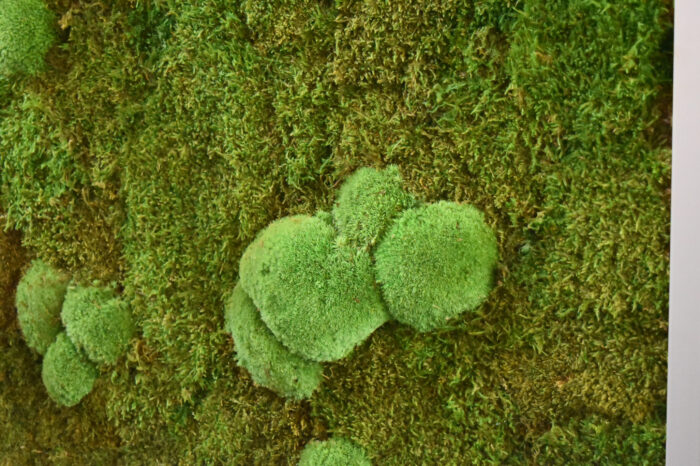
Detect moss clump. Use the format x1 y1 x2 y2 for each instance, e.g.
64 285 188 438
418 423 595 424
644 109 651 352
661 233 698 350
224 284 323 399
332 166 416 249
41 332 98 407
0 0 55 77
15 259 70 354
61 285 134 365
375 201 498 331
298 437 371 466
240 215 389 362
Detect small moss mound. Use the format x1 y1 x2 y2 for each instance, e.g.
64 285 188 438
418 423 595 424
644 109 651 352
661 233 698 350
61 285 134 365
41 332 98 407
224 284 323 399
15 259 70 355
0 0 55 77
239 215 389 362
332 166 416 249
298 437 371 466
375 201 498 331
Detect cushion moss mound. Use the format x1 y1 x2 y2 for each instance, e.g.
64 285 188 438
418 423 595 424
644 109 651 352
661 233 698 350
332 165 416 249
15 259 70 355
224 284 323 399
61 285 134 365
239 215 389 362
374 201 498 331
41 332 98 407
0 0 55 77
298 437 371 466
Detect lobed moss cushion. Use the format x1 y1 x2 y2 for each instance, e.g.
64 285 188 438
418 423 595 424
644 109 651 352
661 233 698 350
224 284 323 399
0 0 55 77
61 285 134 365
332 165 416 249
41 332 98 407
15 259 70 355
374 201 498 331
239 215 389 362
298 437 371 466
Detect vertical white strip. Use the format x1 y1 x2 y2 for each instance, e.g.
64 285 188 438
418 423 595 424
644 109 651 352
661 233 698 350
667 1 700 464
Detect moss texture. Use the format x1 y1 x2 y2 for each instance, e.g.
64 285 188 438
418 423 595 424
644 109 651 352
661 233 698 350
375 201 499 331
0 0 671 462
225 283 323 399
61 285 134 365
41 332 98 407
0 223 26 330
298 437 371 466
332 166 416 249
15 259 70 355
240 215 389 362
0 0 55 77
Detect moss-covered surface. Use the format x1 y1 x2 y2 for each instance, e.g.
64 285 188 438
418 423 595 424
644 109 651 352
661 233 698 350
41 332 98 407
15 259 70 354
0 0 56 77
224 283 323 399
61 285 134 365
299 437 371 466
0 0 671 463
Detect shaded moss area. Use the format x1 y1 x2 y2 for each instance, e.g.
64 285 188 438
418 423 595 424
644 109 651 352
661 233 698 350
0 0 671 463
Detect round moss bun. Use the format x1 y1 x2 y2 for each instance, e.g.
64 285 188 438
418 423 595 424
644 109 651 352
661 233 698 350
332 165 416 249
15 259 70 355
298 437 371 466
41 332 98 407
374 201 498 331
224 284 323 399
0 0 55 77
239 215 389 362
61 285 134 365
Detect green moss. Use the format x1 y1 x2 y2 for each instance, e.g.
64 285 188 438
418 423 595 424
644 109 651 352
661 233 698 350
374 202 498 331
41 332 98 407
240 215 389 361
15 259 70 354
61 285 134 365
298 437 371 466
0 0 55 77
224 283 323 399
332 166 416 249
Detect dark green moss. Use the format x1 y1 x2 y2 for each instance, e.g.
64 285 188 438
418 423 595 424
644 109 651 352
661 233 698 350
224 283 323 399
375 202 498 331
61 285 134 365
240 215 389 361
15 259 70 355
41 332 98 407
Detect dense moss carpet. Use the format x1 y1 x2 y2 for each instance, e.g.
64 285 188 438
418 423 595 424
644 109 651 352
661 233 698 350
0 0 671 463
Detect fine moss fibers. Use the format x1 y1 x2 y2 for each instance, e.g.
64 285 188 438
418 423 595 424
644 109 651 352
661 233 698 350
0 0 55 78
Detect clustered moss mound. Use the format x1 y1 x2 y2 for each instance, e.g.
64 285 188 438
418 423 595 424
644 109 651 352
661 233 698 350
224 284 323 399
14 261 134 406
0 0 55 78
375 201 498 331
62 285 135 365
41 332 99 407
15 259 70 355
298 437 371 466
227 166 498 398
240 215 388 362
332 166 416 249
